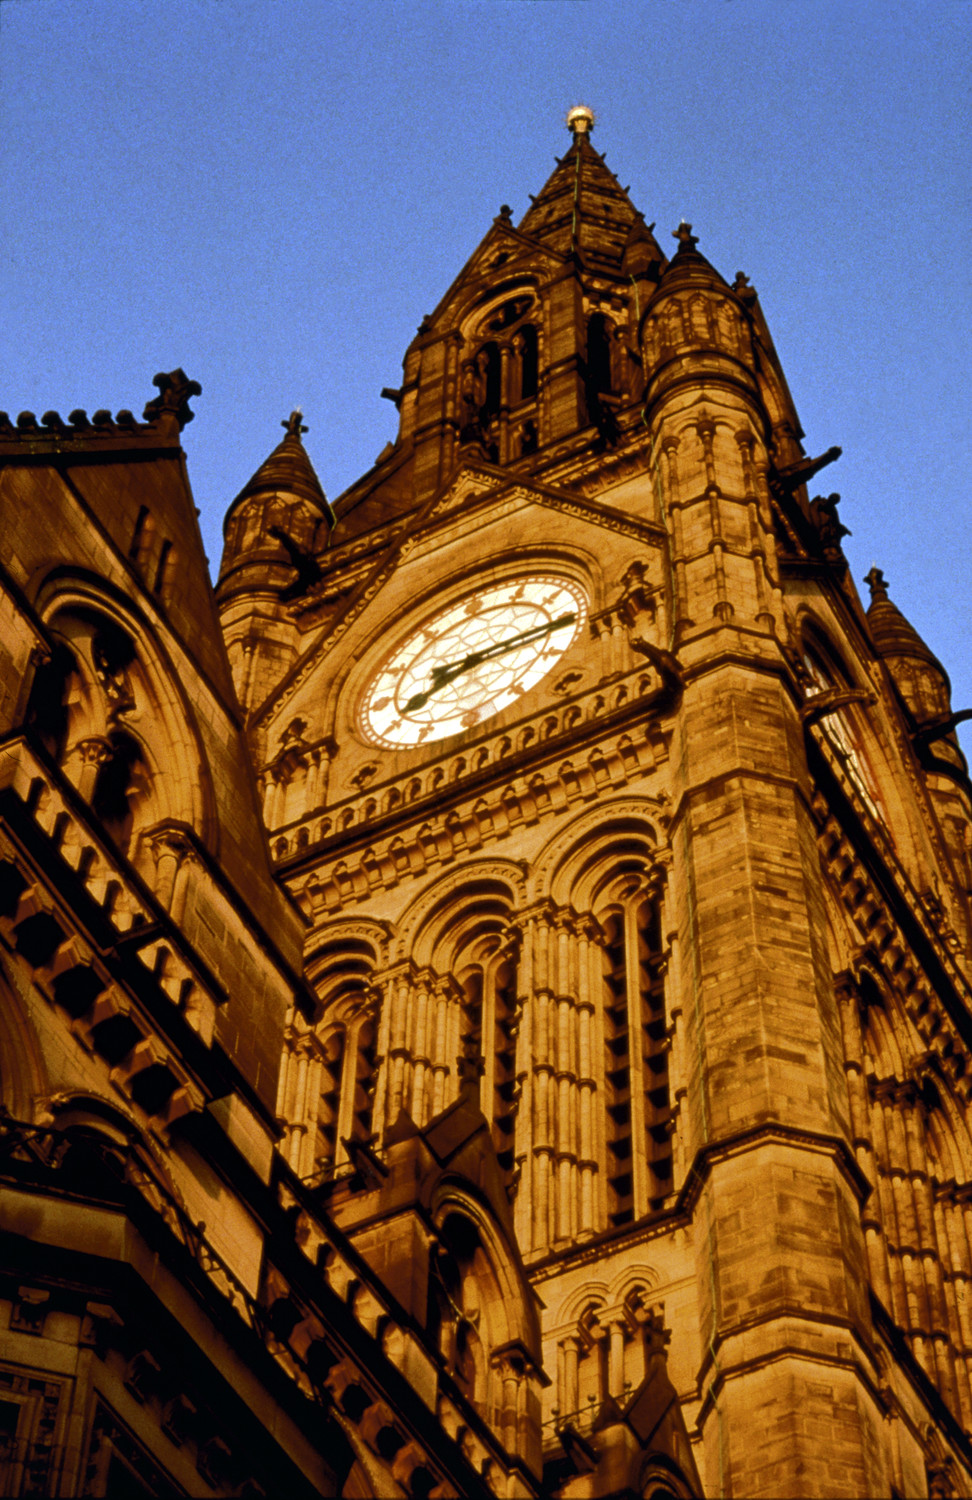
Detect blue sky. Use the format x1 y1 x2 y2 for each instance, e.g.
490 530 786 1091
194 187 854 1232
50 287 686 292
2 0 970 739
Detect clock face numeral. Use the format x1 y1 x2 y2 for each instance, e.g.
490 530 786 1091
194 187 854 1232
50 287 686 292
361 576 588 748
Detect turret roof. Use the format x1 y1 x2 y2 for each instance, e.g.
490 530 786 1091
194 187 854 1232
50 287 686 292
230 411 331 517
656 221 731 292
865 566 949 676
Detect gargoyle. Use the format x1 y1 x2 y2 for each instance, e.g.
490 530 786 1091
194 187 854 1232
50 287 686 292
770 444 842 500
269 527 324 600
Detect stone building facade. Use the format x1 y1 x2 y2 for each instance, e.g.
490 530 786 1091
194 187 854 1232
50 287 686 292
1 109 971 1496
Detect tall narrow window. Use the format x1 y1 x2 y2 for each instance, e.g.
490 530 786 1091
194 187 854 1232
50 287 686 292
479 342 501 417
316 1028 345 1171
492 956 518 1175
803 642 887 823
517 325 539 401
349 1017 377 1143
586 314 613 399
602 912 634 1225
600 892 671 1225
459 944 518 1181
636 899 672 1207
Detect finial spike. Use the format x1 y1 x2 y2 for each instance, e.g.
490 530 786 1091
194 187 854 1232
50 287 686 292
865 566 889 601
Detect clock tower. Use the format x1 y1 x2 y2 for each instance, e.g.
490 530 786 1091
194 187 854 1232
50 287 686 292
216 108 972 1497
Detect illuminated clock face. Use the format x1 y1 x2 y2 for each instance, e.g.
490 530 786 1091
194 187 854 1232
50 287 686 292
361 576 588 748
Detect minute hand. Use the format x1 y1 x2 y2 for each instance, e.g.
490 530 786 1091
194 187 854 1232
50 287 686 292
403 611 576 713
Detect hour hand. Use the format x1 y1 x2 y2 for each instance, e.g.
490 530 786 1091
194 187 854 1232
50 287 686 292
404 656 480 713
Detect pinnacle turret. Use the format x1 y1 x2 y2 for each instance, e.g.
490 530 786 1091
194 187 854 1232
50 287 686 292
865 566 947 676
216 414 334 711
655 221 731 293
229 410 332 520
865 566 955 731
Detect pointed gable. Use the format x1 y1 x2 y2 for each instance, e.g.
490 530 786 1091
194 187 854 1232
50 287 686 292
420 215 564 336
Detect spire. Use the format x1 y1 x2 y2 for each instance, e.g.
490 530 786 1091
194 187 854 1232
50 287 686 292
230 410 332 519
516 106 645 266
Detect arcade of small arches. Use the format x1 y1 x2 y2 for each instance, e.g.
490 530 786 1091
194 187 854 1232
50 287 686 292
261 669 664 862
547 1275 668 1433
277 819 676 1251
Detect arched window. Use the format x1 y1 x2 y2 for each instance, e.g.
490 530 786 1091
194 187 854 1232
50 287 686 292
459 295 540 461
576 1304 608 1415
303 938 380 1181
452 913 518 1178
404 875 522 1157
317 1028 345 1168
802 631 887 824
25 613 146 853
428 1216 488 1407
586 313 614 399
21 599 212 864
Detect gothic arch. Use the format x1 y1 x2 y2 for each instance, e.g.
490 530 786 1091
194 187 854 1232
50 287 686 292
798 612 929 872
394 861 526 963
858 970 907 1082
457 282 540 339
427 1178 542 1384
24 575 216 856
306 918 390 997
396 869 522 1169
277 921 391 1182
842 961 972 1421
924 1073 972 1184
526 808 675 1229
531 798 667 905
412 882 516 974
798 614 861 691
557 1280 612 1327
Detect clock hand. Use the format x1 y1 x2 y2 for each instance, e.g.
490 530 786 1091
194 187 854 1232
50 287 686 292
403 612 575 712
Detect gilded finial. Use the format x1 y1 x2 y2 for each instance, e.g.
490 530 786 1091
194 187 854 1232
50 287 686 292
566 104 595 137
